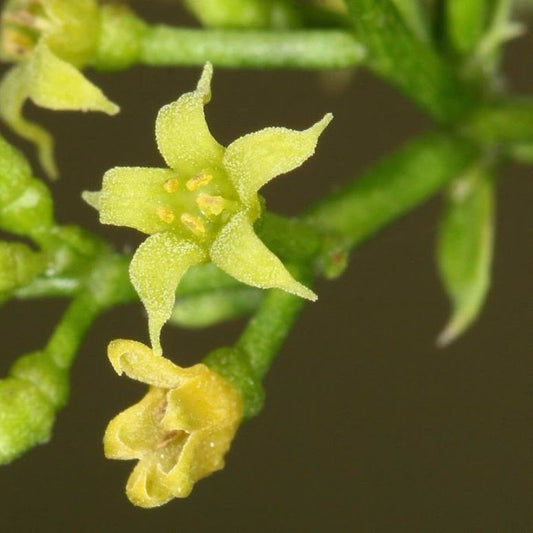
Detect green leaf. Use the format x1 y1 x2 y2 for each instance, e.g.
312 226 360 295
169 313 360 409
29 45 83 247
436 166 495 346
306 133 477 249
446 0 488 54
344 0 472 122
391 0 429 42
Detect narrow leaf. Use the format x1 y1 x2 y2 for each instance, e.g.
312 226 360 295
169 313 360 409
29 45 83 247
344 0 472 122
436 166 495 346
446 0 488 54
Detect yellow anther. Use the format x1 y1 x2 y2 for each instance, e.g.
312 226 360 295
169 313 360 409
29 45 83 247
1 28 34 58
186 172 213 191
3 9 48 31
180 213 206 236
3 11 35 26
157 206 175 224
196 193 226 216
163 178 179 193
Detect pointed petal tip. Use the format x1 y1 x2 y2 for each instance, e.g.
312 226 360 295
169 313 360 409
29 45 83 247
315 112 333 132
197 62 214 100
104 100 120 116
306 112 333 138
107 338 145 376
435 320 462 348
292 284 318 302
81 190 100 210
41 148 58 180
107 338 146 376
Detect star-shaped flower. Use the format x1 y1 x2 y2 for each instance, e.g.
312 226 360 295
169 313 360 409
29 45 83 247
0 0 119 177
84 63 331 355
103 339 243 507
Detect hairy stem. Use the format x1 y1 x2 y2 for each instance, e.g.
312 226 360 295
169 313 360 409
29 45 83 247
305 132 477 250
139 27 366 68
44 291 104 369
236 277 309 381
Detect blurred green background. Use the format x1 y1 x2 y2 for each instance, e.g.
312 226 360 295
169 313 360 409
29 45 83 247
1 2 532 531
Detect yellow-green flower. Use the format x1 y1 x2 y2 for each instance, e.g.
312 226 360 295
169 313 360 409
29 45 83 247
0 0 119 177
84 63 331 355
103 339 243 508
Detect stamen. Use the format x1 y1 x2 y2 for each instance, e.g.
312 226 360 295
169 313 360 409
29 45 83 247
3 11 36 26
186 172 213 191
180 213 206 236
156 206 175 224
3 10 48 31
163 178 179 193
196 193 226 216
1 29 33 58
156 430 187 449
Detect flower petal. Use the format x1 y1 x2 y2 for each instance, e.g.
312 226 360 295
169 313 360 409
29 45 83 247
27 44 119 114
0 63 57 177
107 339 203 387
163 364 242 431
210 211 316 300
126 459 174 508
85 167 177 234
223 113 332 206
155 63 224 175
104 387 166 459
160 431 213 497
129 233 206 355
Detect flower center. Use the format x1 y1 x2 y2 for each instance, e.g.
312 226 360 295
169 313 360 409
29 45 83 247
155 169 239 241
0 0 47 60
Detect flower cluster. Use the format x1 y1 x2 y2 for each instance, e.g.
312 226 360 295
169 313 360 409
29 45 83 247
84 63 331 354
0 0 118 177
103 339 243 507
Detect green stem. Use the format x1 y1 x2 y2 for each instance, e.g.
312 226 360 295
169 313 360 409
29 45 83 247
305 132 477 250
170 286 263 329
344 0 474 122
391 0 430 42
44 291 103 369
461 97 533 145
256 213 323 263
15 258 249 300
203 267 311 418
139 27 366 69
236 277 308 381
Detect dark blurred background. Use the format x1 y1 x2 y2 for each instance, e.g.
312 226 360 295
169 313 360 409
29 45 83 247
1 3 532 531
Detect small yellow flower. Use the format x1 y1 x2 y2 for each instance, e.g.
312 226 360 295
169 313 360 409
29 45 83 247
84 63 331 354
0 0 119 177
103 339 243 508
